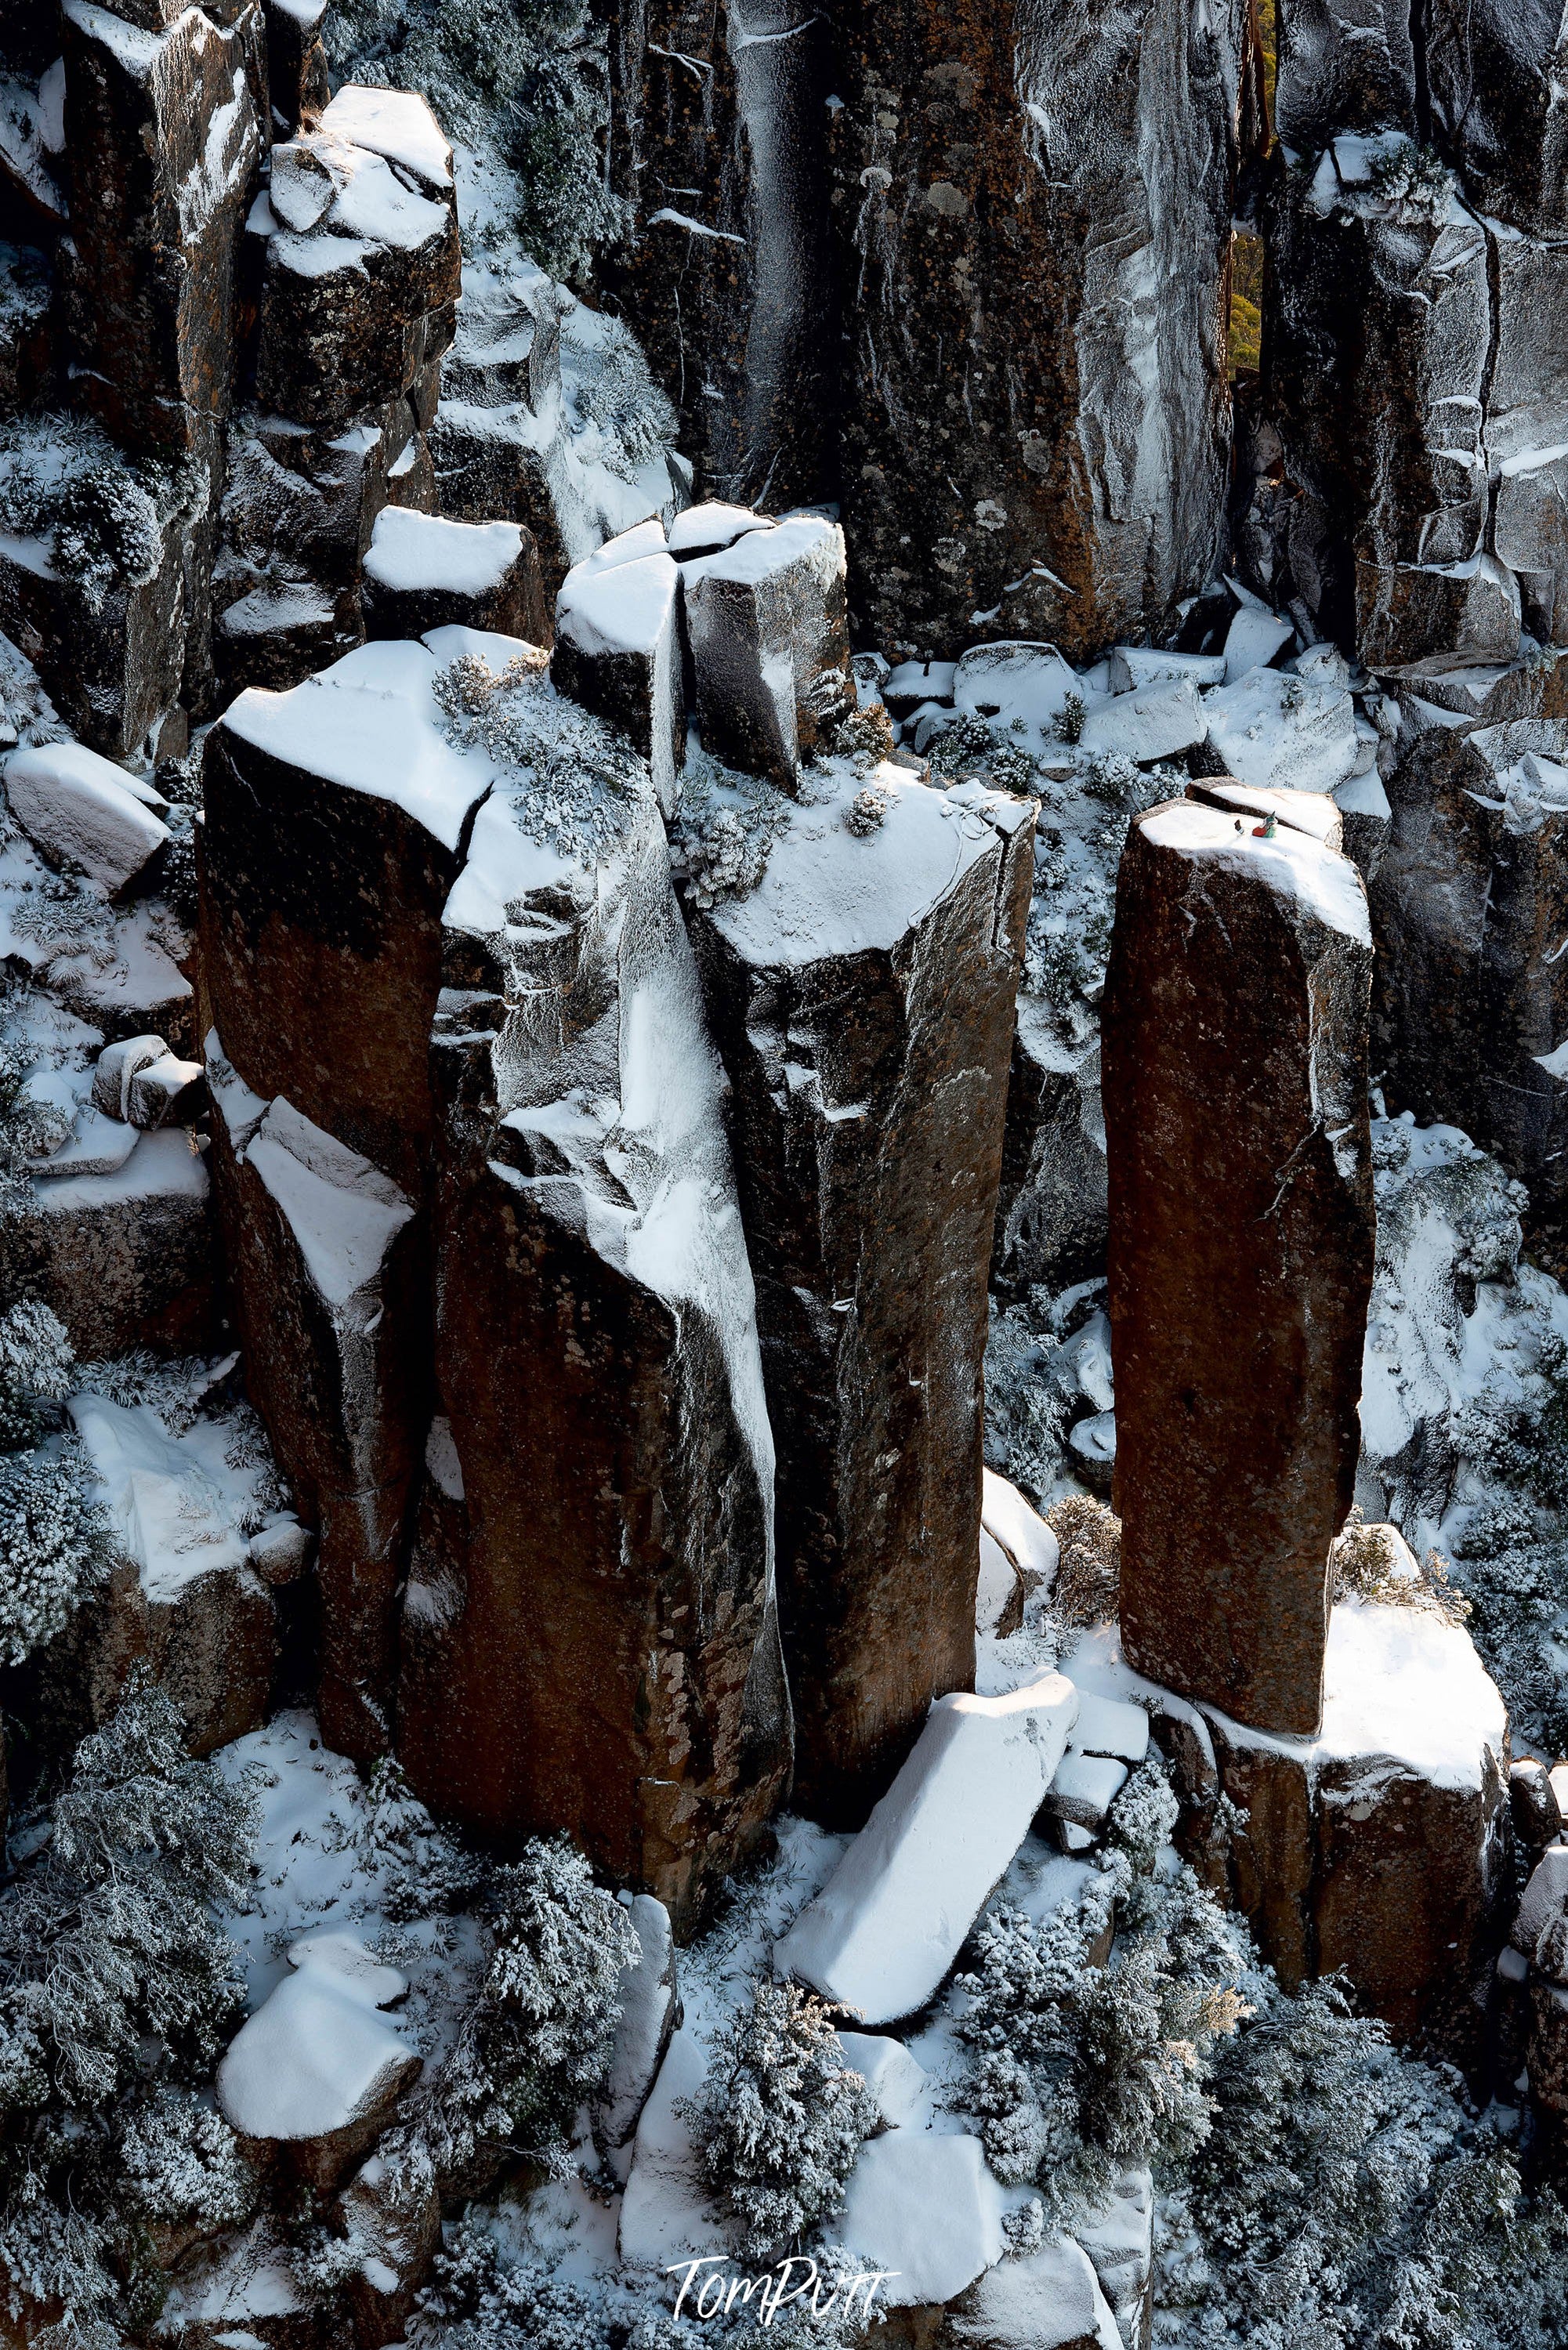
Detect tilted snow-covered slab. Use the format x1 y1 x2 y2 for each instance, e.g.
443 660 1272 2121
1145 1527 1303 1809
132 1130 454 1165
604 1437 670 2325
981 1466 1059 1587
947 2230 1123 2350
1078 678 1205 764
1108 645 1226 693
1222 602 1294 682
665 501 773 562
838 2130 1006 2308
552 541 683 813
838 2030 927 2129
1201 665 1358 794
596 1892 679 2159
319 83 453 192
775 1672 1079 2023
4 740 169 895
617 2025 734 2268
365 508 526 597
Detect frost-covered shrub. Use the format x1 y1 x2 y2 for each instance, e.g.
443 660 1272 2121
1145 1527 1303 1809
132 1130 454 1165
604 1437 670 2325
435 650 644 864
389 1837 636 2192
0 1440 114 1670
1330 1508 1471 1625
1368 138 1454 220
1056 692 1086 745
672 755 788 908
0 418 179 612
685 1975 878 2261
563 312 677 474
0 1682 257 2327
0 1302 74 1453
844 785 891 838
330 0 624 279
1046 1494 1121 1628
355 1755 483 1921
0 1021 67 1220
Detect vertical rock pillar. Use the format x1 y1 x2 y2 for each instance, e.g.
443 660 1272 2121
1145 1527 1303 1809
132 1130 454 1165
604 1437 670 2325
1103 784 1376 1734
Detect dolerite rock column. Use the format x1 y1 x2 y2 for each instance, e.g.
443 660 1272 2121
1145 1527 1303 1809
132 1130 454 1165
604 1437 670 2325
396 672 791 1932
199 639 495 1757
213 85 459 694
1103 788 1376 1733
824 0 1248 660
1371 719 1568 1228
687 770 1035 1823
60 0 266 458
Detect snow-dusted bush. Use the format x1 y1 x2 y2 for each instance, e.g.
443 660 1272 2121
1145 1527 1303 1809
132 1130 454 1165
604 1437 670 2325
1330 1508 1471 1625
1047 1494 1121 1628
389 1837 637 2192
563 311 677 475
0 1022 67 1221
0 1301 74 1453
685 1974 879 2262
0 1682 257 2327
1368 138 1454 221
354 1754 483 1921
671 751 789 908
0 1439 114 1669
434 649 645 863
330 0 624 279
0 418 182 613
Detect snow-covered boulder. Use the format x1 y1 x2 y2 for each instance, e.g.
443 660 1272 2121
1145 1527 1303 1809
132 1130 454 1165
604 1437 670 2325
775 1672 1080 2024
595 1892 680 2168
1078 679 1205 766
683 514 853 788
14 1126 220 1359
552 530 684 815
1108 646 1226 694
4 740 169 896
1222 601 1293 682
218 1931 421 2192
836 2031 927 2130
617 2026 734 2269
363 507 547 649
838 2131 1006 2309
1200 665 1358 794
1514 1848 1568 1983
1075 2169 1154 2350
946 2230 1123 2350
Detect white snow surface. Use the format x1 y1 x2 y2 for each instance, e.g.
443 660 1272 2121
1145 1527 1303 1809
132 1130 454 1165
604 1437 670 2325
364 507 524 597
319 83 452 191
665 502 773 559
69 1385 288 1605
708 761 1008 969
1137 799 1371 947
217 1928 418 2143
1201 664 1359 794
838 2131 1006 2308
556 548 680 657
982 1468 1061 1588
775 1672 1081 2025
1078 679 1206 764
221 639 495 853
836 2031 928 2129
244 1098 414 1308
948 2232 1123 2350
3 740 169 894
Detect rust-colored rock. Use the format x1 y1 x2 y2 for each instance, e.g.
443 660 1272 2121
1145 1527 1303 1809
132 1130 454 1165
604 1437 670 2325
61 0 266 457
1104 789 1375 1733
1204 1595 1511 2069
686 769 1034 1823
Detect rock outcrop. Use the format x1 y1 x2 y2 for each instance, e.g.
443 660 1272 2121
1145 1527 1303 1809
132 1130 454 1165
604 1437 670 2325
1103 788 1376 1733
689 766 1034 1818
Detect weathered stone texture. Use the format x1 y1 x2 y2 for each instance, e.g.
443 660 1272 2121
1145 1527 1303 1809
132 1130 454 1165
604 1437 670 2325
263 0 328 136
400 773 791 1932
9 1132 222 1359
688 769 1034 1822
1104 792 1375 1733
1371 719 1568 1215
824 0 1246 660
61 0 266 457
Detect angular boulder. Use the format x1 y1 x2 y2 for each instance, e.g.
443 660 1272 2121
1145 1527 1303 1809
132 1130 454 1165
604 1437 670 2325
552 530 684 815
13 1128 220 1357
594 1892 680 2169
363 508 547 648
1103 791 1375 1733
838 2131 1006 2312
4 740 169 894
1206 1597 1510 2069
775 1672 1080 2025
683 514 853 790
945 2231 1122 2350
688 766 1034 1817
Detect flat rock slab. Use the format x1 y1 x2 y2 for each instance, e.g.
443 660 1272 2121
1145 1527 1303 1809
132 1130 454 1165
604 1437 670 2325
945 2232 1121 2350
838 2131 1005 2310
775 1671 1079 2024
16 1128 220 1358
363 507 546 647
5 741 169 895
1206 1598 1510 2065
1103 796 1375 1734
690 766 1034 1820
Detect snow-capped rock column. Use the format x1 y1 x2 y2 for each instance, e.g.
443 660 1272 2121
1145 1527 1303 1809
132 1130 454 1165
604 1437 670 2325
1371 720 1568 1226
1103 792 1376 1734
396 686 791 1931
825 0 1248 659
199 639 496 1757
60 0 267 457
687 769 1035 1822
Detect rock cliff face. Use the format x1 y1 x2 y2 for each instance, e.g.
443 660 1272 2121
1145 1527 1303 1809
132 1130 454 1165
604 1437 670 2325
600 0 1254 657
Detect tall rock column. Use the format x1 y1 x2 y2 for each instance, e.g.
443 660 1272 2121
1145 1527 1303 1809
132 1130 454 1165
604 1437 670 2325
1103 786 1376 1733
824 0 1248 659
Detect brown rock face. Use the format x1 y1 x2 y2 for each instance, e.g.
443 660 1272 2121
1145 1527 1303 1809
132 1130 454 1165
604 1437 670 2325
61 0 266 458
687 770 1034 1822
1371 719 1568 1217
263 0 328 135
398 763 791 1932
9 1134 222 1358
1104 791 1375 1734
1203 1597 1511 2069
684 516 853 790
